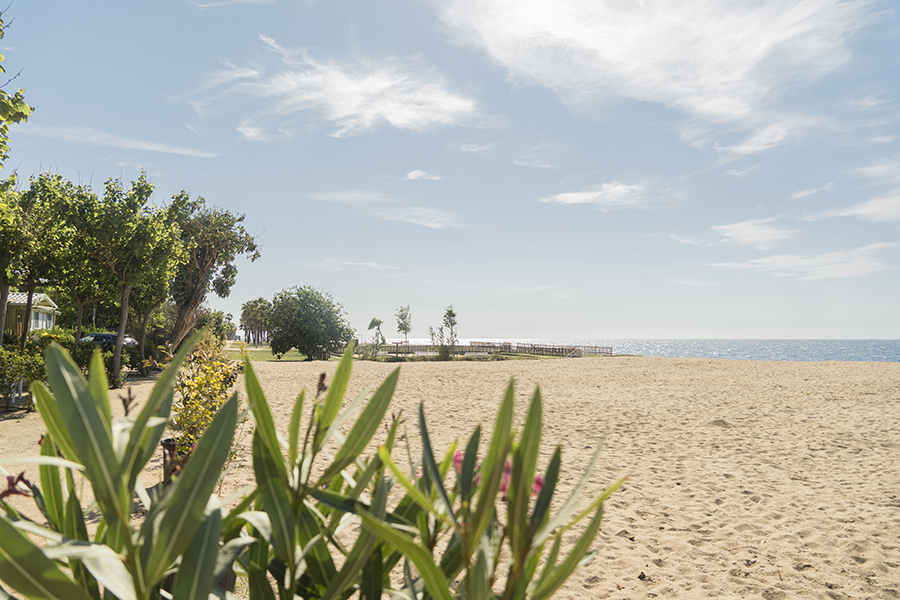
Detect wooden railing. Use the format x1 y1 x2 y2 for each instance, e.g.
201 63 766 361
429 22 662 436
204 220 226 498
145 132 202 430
377 341 613 357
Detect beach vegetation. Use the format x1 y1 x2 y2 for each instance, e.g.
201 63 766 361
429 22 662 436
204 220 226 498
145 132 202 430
430 305 458 360
396 304 412 342
269 285 354 360
241 297 272 345
167 194 260 350
0 339 621 600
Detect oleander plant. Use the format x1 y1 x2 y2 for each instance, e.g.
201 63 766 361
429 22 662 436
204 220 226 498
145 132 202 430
0 341 622 600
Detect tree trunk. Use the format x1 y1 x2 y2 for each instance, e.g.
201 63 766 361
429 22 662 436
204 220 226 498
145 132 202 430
19 284 35 350
138 301 160 376
113 284 132 384
0 283 8 345
170 288 206 350
75 296 86 339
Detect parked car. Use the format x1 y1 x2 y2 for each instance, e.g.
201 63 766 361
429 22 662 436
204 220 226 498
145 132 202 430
80 333 138 351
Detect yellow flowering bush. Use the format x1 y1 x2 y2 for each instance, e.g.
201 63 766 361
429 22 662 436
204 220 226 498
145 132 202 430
172 330 240 456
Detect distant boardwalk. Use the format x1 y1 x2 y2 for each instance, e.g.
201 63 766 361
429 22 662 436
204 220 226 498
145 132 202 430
377 341 613 358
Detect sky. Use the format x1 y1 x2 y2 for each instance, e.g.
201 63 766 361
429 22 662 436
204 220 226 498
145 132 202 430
4 0 900 340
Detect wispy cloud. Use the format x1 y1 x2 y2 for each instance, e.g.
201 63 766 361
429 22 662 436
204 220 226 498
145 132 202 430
808 159 900 222
789 182 833 200
460 143 492 153
24 125 218 157
201 35 478 138
705 243 895 280
406 169 441 181
313 190 461 228
302 257 399 271
726 164 761 177
441 0 873 153
540 180 679 210
711 218 797 249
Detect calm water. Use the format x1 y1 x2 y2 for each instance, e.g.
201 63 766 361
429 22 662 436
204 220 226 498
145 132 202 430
556 339 900 362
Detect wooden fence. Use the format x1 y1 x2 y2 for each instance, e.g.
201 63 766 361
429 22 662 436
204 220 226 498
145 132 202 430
377 341 612 358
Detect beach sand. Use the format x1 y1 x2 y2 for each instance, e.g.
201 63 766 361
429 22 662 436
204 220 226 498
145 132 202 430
2 356 898 599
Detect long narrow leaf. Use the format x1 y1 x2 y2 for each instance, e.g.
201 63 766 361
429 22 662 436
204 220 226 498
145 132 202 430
529 445 561 541
30 383 78 471
467 379 514 560
87 350 112 431
0 517 94 600
356 506 453 600
39 431 64 531
243 360 288 483
417 404 458 529
318 369 398 485
508 387 542 559
252 431 295 564
172 509 223 600
288 389 305 467
377 447 435 514
313 344 354 451
142 394 238 585
531 502 605 600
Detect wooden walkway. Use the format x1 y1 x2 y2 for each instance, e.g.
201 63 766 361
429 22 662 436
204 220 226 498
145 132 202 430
379 341 613 358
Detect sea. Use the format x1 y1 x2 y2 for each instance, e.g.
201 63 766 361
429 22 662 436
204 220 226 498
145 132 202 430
403 339 900 363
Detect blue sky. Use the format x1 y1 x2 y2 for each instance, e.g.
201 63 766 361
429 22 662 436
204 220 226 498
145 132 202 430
5 0 900 340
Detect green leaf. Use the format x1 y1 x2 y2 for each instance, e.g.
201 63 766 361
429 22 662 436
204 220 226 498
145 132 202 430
467 547 490 600
359 544 383 600
39 432 64 532
63 483 100 599
123 332 197 492
252 430 295 564
0 517 94 600
142 393 238 586
243 359 288 483
31 383 78 468
356 506 453 600
313 344 354 451
460 426 481 511
529 445 561 541
317 369 398 486
468 379 514 560
172 508 222 600
43 344 129 544
87 350 111 431
508 387 542 559
320 480 387 600
288 389 305 467
417 403 458 529
531 502 605 600
377 446 435 515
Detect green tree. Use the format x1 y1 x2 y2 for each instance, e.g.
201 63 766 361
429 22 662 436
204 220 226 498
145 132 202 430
269 286 354 360
429 305 458 360
69 172 183 381
168 194 259 349
12 174 74 348
240 297 271 345
395 305 412 342
0 176 24 344
368 317 385 346
0 11 33 168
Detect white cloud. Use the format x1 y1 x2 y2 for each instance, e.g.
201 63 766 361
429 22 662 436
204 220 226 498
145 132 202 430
24 125 218 158
789 182 833 200
441 0 873 152
312 190 461 228
303 258 399 271
711 218 797 249
218 37 478 137
311 190 392 204
377 206 461 229
406 169 441 181
726 165 761 177
460 143 491 153
817 194 900 222
808 159 900 222
540 180 678 210
705 243 895 280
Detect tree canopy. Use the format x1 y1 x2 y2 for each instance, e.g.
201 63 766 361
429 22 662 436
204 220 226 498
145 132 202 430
240 297 272 345
0 11 33 169
168 194 260 349
395 305 411 342
269 286 354 360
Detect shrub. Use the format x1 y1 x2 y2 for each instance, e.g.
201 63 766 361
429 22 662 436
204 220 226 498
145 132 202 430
0 346 45 410
0 341 623 600
172 330 240 456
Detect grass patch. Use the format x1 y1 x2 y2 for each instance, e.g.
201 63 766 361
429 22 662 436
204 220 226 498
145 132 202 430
228 348 310 362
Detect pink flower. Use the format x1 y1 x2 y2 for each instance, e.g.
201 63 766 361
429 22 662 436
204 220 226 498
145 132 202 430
454 449 463 472
532 473 545 497
0 472 32 502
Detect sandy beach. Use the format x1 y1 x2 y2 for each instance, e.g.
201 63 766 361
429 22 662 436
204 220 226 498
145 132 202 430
2 356 898 599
